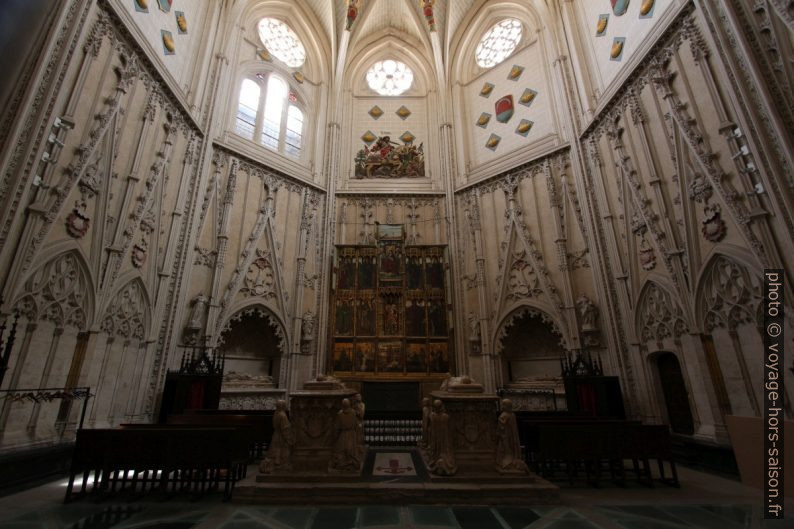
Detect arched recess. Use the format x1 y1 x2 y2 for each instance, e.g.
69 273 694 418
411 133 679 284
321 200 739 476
99 275 152 342
693 251 772 418
496 298 572 350
11 246 95 331
1 247 95 439
217 303 288 386
494 304 567 379
648 351 695 435
694 251 764 334
496 306 567 383
635 280 689 346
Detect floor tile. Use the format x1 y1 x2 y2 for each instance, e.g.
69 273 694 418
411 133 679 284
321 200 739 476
359 506 400 527
544 521 603 529
451 507 504 529
409 506 458 527
662 505 748 529
271 507 314 529
700 506 752 527
597 506 688 526
309 508 357 529
495 506 540 529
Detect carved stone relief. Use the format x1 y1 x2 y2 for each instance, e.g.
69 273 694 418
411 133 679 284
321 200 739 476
506 250 543 300
241 249 276 298
101 280 147 340
14 252 91 330
637 282 688 345
699 255 763 331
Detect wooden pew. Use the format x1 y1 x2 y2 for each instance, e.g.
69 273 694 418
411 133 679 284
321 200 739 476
517 419 677 487
64 427 248 502
165 413 272 459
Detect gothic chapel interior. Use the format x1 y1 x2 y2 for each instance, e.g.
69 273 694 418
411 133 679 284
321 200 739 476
0 0 793 522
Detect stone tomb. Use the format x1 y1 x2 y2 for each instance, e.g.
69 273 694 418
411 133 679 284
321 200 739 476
421 375 531 477
257 375 362 478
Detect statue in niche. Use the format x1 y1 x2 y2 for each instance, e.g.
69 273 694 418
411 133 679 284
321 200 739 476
467 312 481 342
301 311 315 341
300 311 315 353
186 294 208 331
467 311 481 353
329 398 362 472
495 399 529 474
352 393 366 460
259 400 294 473
576 294 599 332
420 397 432 449
427 399 457 475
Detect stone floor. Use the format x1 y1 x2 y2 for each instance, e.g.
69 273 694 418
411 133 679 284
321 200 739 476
0 464 792 529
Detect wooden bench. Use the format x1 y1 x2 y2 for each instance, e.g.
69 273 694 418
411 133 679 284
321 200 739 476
517 419 678 487
165 413 272 459
64 427 248 502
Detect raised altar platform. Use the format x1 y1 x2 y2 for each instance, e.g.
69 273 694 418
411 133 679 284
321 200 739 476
235 449 559 504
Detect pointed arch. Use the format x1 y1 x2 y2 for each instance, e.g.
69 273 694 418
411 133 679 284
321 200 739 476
231 0 331 83
11 245 95 331
345 33 435 95
494 302 568 355
449 0 547 85
694 251 764 333
217 301 288 356
635 280 688 345
99 275 152 341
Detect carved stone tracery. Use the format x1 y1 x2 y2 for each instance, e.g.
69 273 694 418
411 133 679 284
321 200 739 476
101 280 148 340
15 252 91 330
637 282 688 345
698 255 763 332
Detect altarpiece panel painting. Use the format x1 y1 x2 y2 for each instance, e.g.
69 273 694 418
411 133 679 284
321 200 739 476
331 225 451 378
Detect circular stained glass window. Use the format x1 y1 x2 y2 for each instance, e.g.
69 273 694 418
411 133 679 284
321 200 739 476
366 60 414 96
258 18 306 68
475 18 522 68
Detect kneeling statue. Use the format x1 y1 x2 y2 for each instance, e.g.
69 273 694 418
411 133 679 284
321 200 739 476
428 399 457 476
260 399 294 473
495 399 529 473
329 398 362 473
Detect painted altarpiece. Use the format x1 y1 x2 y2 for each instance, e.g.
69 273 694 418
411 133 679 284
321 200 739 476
331 226 451 380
